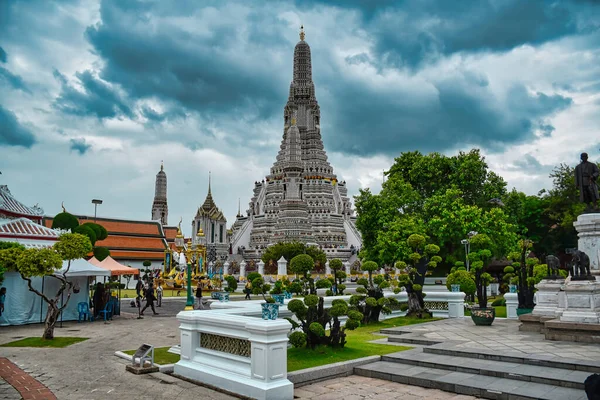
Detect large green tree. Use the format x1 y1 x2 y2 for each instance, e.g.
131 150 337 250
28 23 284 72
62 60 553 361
261 242 326 270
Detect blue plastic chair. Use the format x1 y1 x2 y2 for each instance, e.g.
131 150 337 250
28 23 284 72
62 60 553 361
98 300 114 321
77 302 93 322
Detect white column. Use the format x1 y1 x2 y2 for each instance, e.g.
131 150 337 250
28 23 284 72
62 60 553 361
240 261 247 279
325 261 331 276
344 262 351 281
447 292 465 318
505 292 518 319
223 261 230 276
277 256 287 278
532 278 565 318
257 260 265 275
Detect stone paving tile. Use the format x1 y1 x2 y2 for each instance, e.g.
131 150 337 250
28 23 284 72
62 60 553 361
295 376 483 399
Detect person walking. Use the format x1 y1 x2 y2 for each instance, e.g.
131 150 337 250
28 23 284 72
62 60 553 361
195 282 203 310
156 283 163 307
140 283 158 316
244 280 252 300
135 277 144 308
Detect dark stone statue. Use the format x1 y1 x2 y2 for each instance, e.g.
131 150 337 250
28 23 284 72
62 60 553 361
546 255 560 278
575 152 600 210
571 250 592 280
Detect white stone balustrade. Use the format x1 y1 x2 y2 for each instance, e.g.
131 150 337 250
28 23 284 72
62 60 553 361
175 311 293 400
325 261 331 276
277 256 287 278
240 261 246 279
223 261 230 276
258 260 265 275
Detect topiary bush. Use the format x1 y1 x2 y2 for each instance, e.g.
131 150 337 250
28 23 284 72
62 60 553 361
93 246 110 261
286 296 362 349
225 275 238 292
491 298 506 307
446 270 476 295
73 224 97 246
52 212 79 231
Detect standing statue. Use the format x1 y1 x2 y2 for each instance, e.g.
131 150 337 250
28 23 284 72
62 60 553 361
571 250 592 280
575 152 599 210
546 255 560 278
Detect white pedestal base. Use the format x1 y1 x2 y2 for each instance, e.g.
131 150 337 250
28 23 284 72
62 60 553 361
559 280 600 324
532 279 565 318
504 293 518 319
573 213 600 274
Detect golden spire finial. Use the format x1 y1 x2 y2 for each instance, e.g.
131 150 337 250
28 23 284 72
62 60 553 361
61 201 66 213
300 25 305 41
176 217 183 237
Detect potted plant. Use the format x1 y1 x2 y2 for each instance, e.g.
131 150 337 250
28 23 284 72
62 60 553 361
468 234 495 326
252 276 277 320
270 280 285 305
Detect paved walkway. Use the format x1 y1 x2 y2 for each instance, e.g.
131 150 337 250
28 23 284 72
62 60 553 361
0 358 55 400
295 376 481 399
0 306 597 399
389 317 600 361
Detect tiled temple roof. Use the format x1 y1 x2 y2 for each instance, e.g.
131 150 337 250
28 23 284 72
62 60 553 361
0 185 44 218
0 218 60 240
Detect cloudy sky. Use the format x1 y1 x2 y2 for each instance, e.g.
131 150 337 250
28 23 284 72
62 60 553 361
1 0 599 233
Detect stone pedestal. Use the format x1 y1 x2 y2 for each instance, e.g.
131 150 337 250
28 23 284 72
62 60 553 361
447 292 465 318
223 261 230 276
277 256 287 280
325 261 331 276
560 280 600 324
344 262 351 282
532 278 566 318
258 261 265 275
573 213 600 279
505 293 518 319
240 261 247 280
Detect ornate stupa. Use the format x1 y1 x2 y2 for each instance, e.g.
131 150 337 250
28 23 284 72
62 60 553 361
151 162 168 225
192 173 229 261
230 26 362 261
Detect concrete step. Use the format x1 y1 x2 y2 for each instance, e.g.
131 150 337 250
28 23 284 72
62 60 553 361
354 361 587 400
382 350 589 390
385 335 442 346
424 346 600 374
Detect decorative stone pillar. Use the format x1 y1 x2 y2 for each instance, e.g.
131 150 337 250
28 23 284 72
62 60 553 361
223 261 230 276
277 256 287 279
344 262 351 281
532 278 566 318
560 280 600 323
240 261 247 280
447 292 465 318
380 268 385 275
325 261 331 276
573 213 600 278
504 292 518 319
258 260 265 275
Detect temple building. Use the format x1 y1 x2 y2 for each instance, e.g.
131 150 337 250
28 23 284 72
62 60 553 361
192 174 229 262
230 27 362 261
151 162 169 225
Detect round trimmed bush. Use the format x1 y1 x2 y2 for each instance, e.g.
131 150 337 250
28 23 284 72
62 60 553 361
347 310 363 321
491 298 506 307
309 322 325 337
289 331 307 348
316 279 332 289
73 224 97 245
52 212 79 231
93 246 110 261
446 270 476 295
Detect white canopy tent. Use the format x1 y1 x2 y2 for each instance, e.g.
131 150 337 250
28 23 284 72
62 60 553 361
57 258 111 277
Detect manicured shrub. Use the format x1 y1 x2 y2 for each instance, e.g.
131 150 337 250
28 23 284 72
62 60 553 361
491 298 506 307
446 270 476 295
289 331 307 348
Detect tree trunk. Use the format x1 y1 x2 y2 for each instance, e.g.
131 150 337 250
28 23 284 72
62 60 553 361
43 302 60 340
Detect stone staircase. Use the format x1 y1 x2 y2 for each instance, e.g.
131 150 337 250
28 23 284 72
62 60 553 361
355 344 598 400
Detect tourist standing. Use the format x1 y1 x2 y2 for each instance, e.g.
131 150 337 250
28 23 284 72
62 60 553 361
156 283 163 307
244 281 252 300
135 277 144 308
140 283 158 316
92 283 105 319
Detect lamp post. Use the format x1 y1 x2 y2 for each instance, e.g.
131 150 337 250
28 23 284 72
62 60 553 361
92 199 103 222
461 231 478 272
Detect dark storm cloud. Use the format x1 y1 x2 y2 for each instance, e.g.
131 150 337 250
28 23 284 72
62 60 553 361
0 47 6 63
69 137 91 154
83 0 289 120
52 69 134 119
0 46 31 93
0 105 36 148
323 77 573 156
298 0 596 68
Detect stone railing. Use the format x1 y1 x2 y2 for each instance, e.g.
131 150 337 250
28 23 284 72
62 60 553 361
175 311 293 400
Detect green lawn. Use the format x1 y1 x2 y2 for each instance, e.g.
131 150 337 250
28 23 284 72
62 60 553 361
287 315 440 372
0 337 88 348
123 346 180 365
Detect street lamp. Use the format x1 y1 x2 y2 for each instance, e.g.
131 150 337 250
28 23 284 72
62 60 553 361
461 231 478 272
92 199 103 222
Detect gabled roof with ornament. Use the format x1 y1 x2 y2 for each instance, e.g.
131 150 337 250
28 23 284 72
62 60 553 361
0 218 60 240
195 173 226 222
0 185 44 218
